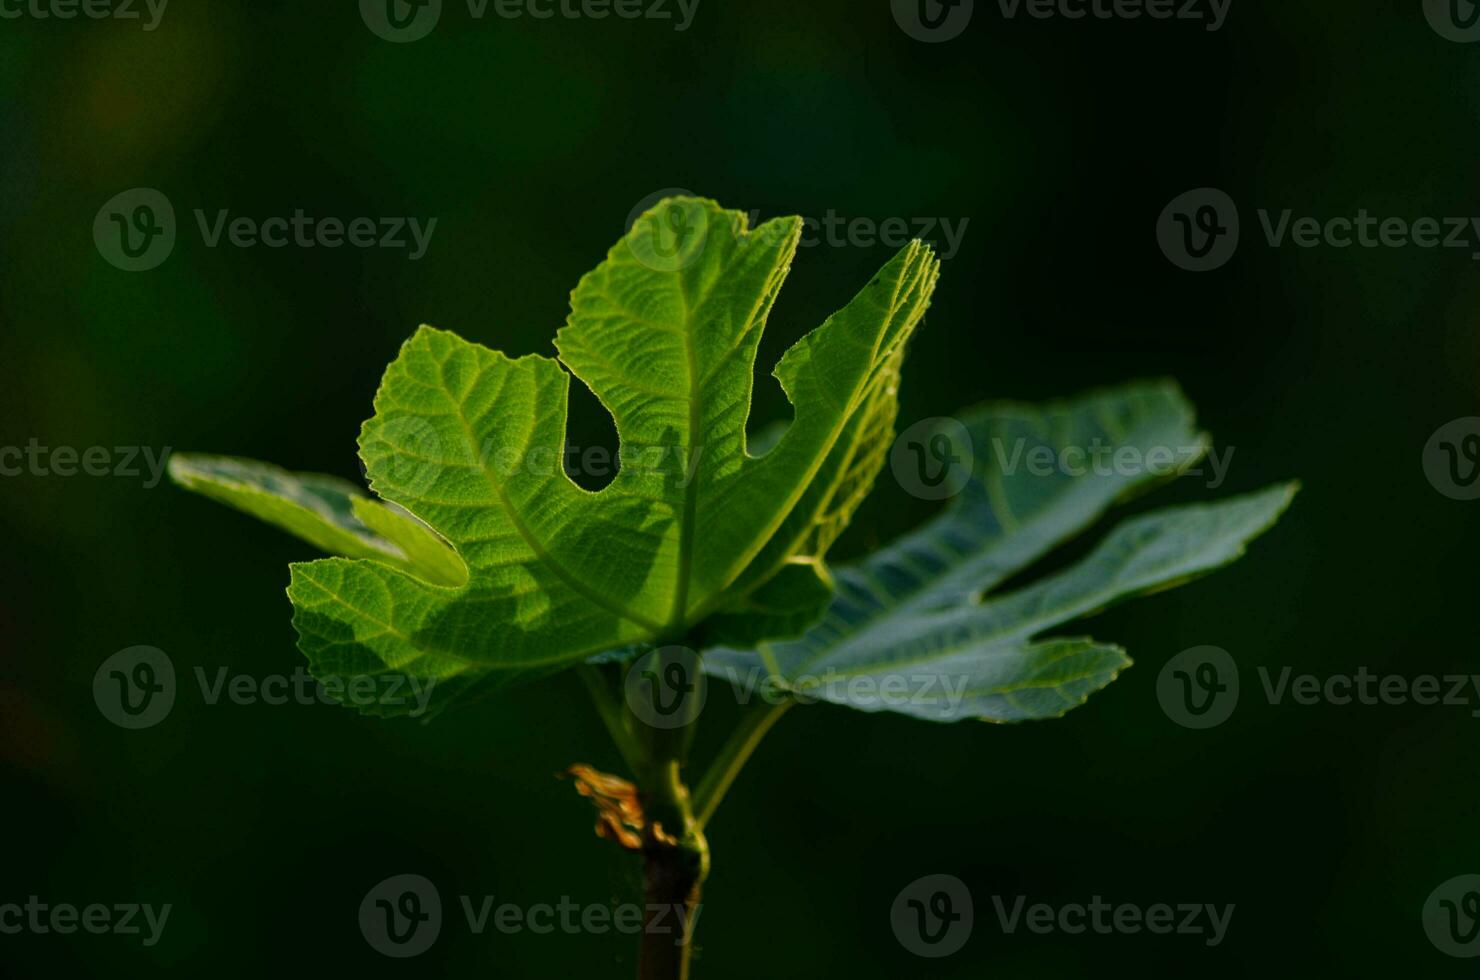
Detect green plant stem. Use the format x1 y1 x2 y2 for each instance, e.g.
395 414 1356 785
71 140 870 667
636 725 708 980
580 651 793 978
579 663 708 979
692 699 793 831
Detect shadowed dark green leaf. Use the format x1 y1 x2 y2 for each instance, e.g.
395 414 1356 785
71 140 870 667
704 383 1296 722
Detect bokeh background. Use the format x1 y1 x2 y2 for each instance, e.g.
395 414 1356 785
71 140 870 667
3 0 1478 975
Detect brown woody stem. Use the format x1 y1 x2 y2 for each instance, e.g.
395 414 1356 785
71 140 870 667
635 744 708 979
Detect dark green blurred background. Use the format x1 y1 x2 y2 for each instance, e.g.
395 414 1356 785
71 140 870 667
3 0 1478 975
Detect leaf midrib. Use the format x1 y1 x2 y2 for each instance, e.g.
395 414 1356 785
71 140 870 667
668 220 801 632
670 263 702 633
684 241 930 624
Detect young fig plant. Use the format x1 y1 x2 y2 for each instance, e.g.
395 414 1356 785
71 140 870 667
171 197 1295 978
